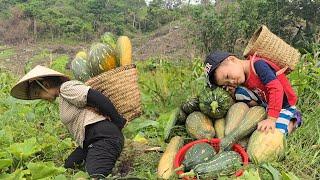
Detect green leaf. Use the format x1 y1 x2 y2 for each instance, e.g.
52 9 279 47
123 117 159 137
239 168 261 180
27 162 66 179
0 158 12 169
8 137 42 159
281 171 300 180
0 169 28 180
163 108 179 141
54 174 68 180
72 171 90 179
260 163 281 180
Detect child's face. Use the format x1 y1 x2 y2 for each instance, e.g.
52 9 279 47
213 56 246 88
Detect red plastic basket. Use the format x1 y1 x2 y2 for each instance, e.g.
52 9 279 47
174 138 249 179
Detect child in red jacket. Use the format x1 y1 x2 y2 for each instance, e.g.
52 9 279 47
204 51 302 134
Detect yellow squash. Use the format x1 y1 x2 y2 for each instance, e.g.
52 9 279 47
214 118 225 139
157 136 184 179
116 36 132 66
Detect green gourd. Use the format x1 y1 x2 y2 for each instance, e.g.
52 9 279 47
175 142 216 172
179 151 242 178
225 102 250 135
181 97 200 115
199 87 234 119
220 106 267 151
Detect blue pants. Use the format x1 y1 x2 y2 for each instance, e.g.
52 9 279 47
234 86 302 134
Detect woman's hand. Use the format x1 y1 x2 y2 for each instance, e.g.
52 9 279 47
257 117 277 133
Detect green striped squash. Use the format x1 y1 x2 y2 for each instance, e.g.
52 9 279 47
71 56 91 82
180 151 242 178
220 106 267 151
175 142 216 172
88 43 116 76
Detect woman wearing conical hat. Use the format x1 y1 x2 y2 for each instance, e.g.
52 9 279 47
11 65 126 178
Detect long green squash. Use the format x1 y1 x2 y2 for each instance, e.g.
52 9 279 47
185 112 215 140
247 129 286 163
179 151 242 178
157 136 184 179
225 102 249 135
220 106 266 151
175 142 216 172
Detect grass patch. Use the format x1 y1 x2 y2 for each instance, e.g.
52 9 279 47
0 48 15 60
24 49 51 73
50 54 72 77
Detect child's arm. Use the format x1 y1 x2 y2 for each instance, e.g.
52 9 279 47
247 100 258 107
254 60 284 133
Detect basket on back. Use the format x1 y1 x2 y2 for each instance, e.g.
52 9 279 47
85 64 142 121
243 25 301 72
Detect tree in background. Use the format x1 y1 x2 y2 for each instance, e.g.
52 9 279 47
0 7 31 44
191 0 320 55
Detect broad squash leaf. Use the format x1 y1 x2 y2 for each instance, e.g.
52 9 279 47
163 108 179 141
7 137 41 159
133 132 148 144
123 117 159 137
72 171 90 179
260 163 281 180
54 174 68 180
0 169 28 180
27 162 66 179
0 158 12 169
239 168 261 180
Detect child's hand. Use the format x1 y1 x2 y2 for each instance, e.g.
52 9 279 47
257 117 277 133
223 85 236 98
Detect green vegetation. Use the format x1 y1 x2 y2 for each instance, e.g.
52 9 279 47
0 46 319 178
0 0 319 179
0 48 15 60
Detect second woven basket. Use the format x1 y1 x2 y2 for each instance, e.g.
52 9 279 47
243 25 301 71
85 64 142 121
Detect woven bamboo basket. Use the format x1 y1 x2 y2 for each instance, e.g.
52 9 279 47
243 25 301 71
85 64 142 121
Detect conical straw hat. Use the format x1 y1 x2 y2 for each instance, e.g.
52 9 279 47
10 65 70 100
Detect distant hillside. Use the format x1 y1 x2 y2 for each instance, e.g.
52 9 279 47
132 20 199 61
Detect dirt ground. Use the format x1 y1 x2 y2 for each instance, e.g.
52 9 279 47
0 43 86 76
0 21 198 77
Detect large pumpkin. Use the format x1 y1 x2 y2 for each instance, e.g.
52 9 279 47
247 129 286 163
71 56 91 82
185 111 215 140
88 43 117 76
116 36 132 66
199 87 234 119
